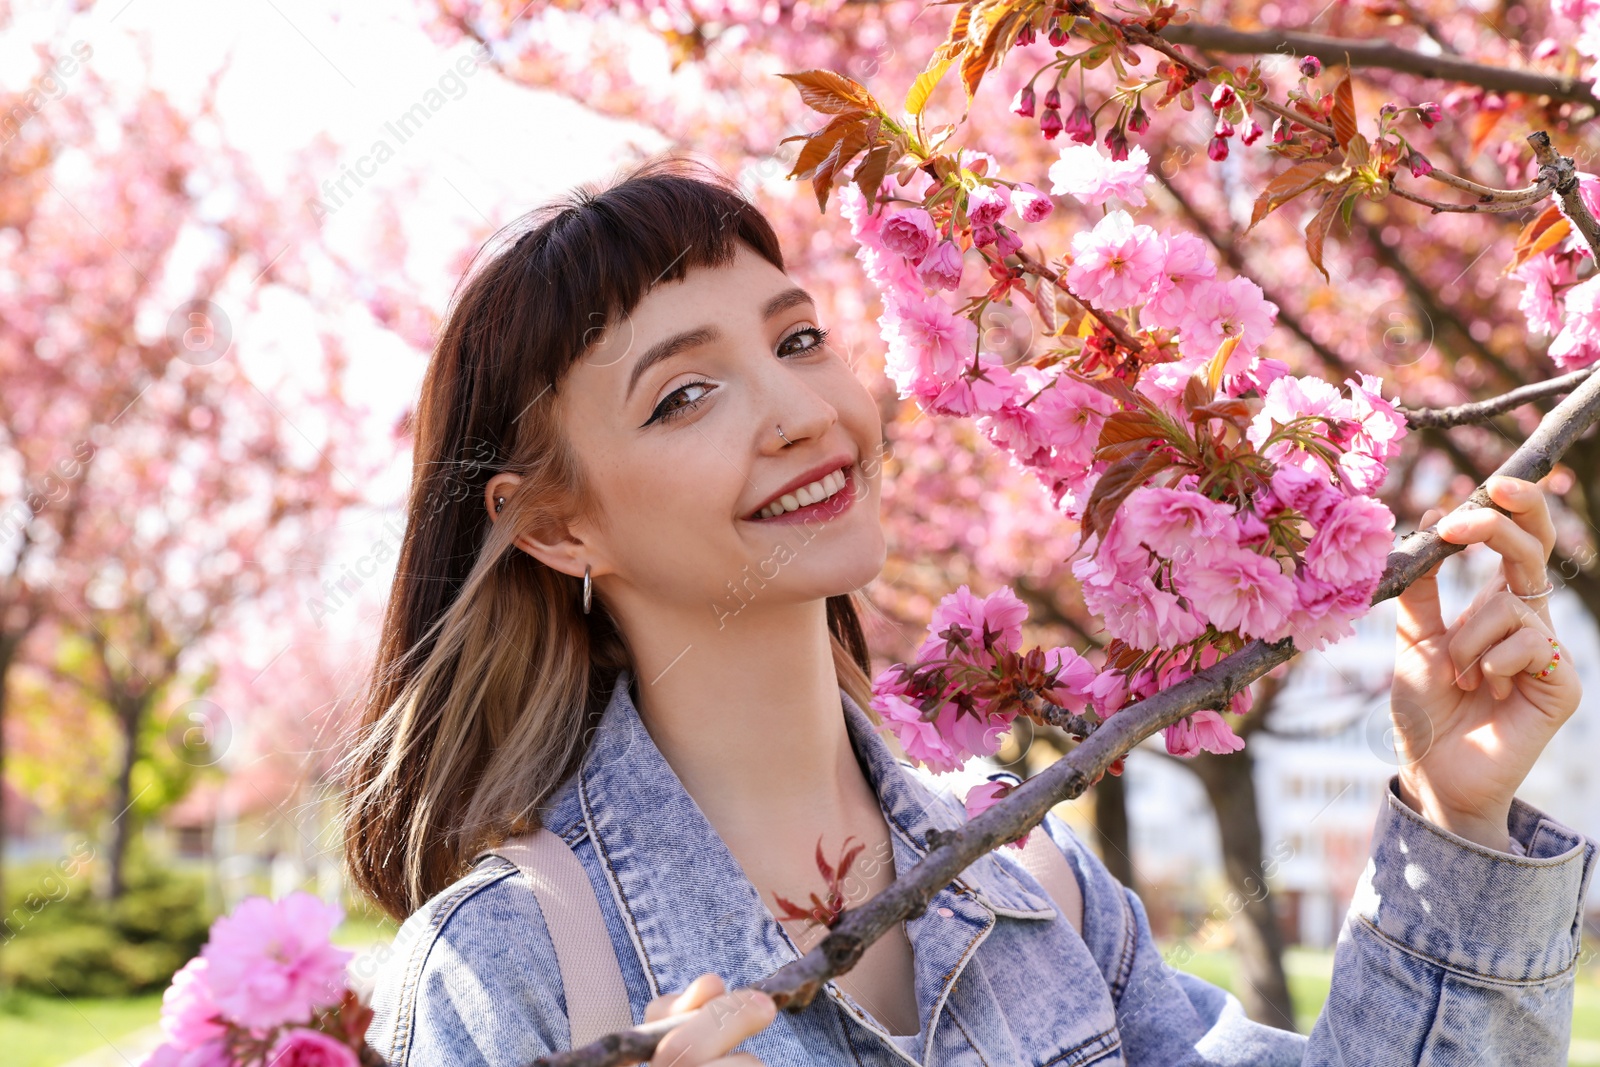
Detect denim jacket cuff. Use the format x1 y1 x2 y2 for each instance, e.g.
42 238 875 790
1347 773 1598 983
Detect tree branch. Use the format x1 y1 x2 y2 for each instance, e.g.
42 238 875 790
1399 367 1599 428
1157 23 1600 111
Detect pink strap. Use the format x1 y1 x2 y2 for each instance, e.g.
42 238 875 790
485 830 633 1048
1015 822 1086 936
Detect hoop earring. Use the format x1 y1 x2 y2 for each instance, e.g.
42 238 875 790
582 563 592 615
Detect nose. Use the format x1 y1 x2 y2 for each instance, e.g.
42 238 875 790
761 369 839 455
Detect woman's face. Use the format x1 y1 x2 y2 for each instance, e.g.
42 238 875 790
534 240 886 629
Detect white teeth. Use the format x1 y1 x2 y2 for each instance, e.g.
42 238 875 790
754 467 849 519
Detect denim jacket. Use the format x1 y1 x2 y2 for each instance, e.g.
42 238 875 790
366 667 1597 1066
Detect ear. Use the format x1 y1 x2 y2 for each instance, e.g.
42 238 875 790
485 471 607 580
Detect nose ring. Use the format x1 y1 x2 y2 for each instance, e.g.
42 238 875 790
776 425 792 446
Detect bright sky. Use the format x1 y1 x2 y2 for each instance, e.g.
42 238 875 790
4 0 670 658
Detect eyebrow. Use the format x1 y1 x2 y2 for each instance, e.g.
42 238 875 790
624 285 816 403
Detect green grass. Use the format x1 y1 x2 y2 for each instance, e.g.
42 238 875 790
1161 942 1600 1066
0 991 163 1066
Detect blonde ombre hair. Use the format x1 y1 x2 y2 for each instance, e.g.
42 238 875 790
339 155 876 921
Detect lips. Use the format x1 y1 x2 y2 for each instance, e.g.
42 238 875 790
744 455 854 521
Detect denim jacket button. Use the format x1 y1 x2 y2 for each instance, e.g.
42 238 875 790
936 906 954 917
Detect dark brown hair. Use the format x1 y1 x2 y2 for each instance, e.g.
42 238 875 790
339 153 874 921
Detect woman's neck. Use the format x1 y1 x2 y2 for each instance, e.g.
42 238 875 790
624 597 866 837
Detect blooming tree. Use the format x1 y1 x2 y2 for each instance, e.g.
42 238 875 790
393 1 1600 1056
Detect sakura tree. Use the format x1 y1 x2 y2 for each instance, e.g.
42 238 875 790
0 41 368 904
417 2 1600 1061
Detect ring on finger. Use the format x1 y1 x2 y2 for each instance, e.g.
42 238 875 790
1507 580 1555 602
1526 636 1563 680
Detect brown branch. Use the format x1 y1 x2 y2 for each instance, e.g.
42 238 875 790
1013 248 1147 357
1399 367 1599 428
1156 23 1600 111
532 135 1600 1067
1529 131 1600 258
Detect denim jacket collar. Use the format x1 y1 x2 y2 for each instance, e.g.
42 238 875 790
553 666 1056 1055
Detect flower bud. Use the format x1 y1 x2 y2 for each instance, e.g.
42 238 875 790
1127 101 1151 133
1214 116 1235 138
1298 55 1322 78
1048 22 1069 46
1407 149 1434 177
1208 134 1230 161
1272 116 1291 144
1209 83 1236 111
1016 23 1035 46
1418 101 1442 128
1104 125 1130 161
994 224 1023 258
1040 108 1064 140
1065 101 1095 143
1012 85 1036 118
1044 86 1061 111
1240 119 1263 145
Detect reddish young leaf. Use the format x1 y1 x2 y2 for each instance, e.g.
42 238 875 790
1246 160 1334 233
776 69 881 115
1509 203 1571 272
1304 188 1346 282
1331 71 1357 149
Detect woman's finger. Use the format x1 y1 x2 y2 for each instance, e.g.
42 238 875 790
645 973 723 1024
1397 508 1448 643
1446 589 1551 691
649 984 777 1067
1435 504 1552 607
1485 475 1558 557
1480 626 1565 702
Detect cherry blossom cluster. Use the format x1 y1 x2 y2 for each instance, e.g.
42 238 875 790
141 893 368 1067
1511 175 1600 370
859 143 1407 763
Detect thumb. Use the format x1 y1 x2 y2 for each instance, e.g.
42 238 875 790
1396 508 1447 642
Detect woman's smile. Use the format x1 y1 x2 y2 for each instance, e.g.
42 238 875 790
744 460 857 524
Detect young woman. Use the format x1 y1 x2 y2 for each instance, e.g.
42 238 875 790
345 154 1595 1067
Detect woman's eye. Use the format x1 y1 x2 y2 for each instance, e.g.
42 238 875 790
646 380 715 426
780 325 830 357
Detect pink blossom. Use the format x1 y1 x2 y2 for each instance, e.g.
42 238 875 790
1511 253 1574 337
1047 143 1152 207
1041 645 1097 714
963 778 1031 849
1164 708 1247 757
1550 274 1600 370
1177 275 1278 361
1065 210 1164 310
159 956 225 1049
926 357 1025 419
880 289 977 397
267 1029 361 1067
967 183 1010 226
1010 182 1054 222
1305 495 1395 587
201 892 352 1031
1087 669 1129 717
879 208 937 260
924 583 1029 657
1175 543 1296 639
1145 231 1219 329
1284 572 1374 651
1265 464 1341 526
141 1041 231 1067
1342 372 1408 462
916 239 965 292
872 687 1007 773
994 224 1023 259
840 186 923 295
1120 486 1238 558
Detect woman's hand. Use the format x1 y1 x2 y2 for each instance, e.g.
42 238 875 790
641 972 777 1066
1391 475 1581 852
